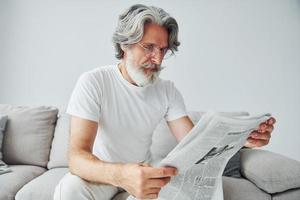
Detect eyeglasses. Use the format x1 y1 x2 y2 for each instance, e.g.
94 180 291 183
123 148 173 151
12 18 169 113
137 42 173 59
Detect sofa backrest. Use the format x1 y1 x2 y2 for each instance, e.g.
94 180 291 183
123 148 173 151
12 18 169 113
0 104 58 167
47 113 70 169
150 111 204 162
0 104 249 169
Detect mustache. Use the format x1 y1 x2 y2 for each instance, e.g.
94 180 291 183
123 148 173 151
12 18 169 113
140 63 165 72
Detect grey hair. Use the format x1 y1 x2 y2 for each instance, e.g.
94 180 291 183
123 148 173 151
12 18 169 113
112 4 180 59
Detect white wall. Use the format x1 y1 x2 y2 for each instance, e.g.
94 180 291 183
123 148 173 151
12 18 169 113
1 0 300 161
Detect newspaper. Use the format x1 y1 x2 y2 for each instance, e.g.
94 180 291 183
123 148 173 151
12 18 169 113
127 112 271 200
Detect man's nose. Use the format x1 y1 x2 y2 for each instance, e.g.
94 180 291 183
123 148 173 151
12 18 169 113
150 52 163 65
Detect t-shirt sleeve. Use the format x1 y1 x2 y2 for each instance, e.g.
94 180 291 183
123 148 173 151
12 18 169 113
164 82 187 122
66 72 102 122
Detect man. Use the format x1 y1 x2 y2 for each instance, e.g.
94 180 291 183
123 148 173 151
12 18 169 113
54 4 275 200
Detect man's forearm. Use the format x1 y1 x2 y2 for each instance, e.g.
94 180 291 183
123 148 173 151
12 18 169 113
69 150 123 186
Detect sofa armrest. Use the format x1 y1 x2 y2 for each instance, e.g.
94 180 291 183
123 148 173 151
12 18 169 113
240 148 300 193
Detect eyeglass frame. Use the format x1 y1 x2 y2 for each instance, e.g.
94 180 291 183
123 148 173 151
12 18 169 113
136 42 173 59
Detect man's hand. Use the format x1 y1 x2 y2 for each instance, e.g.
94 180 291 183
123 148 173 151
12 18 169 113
117 163 177 199
244 117 276 148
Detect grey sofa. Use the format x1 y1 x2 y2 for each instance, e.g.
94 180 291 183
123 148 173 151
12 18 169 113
0 105 300 200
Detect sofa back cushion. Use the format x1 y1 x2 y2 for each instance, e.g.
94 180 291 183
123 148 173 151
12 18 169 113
0 105 58 167
47 113 70 169
241 148 300 193
150 111 204 162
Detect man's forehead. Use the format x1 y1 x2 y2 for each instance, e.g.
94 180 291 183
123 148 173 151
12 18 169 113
141 23 169 48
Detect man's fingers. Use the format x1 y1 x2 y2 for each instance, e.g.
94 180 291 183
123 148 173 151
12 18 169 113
144 187 161 195
250 131 271 140
142 193 159 199
266 125 274 132
147 177 171 188
139 163 152 167
258 123 268 132
145 167 177 178
267 117 276 125
247 138 269 147
258 124 273 133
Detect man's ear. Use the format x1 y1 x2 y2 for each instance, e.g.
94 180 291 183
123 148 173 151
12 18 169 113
120 44 128 58
120 44 127 51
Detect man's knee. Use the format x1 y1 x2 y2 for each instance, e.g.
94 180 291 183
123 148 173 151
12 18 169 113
54 173 90 200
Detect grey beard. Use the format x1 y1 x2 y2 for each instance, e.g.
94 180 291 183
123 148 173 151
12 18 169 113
125 60 164 87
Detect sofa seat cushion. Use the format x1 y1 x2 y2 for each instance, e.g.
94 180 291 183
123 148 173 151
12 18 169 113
16 167 69 200
241 149 300 193
272 188 300 200
0 165 46 200
0 105 58 167
223 176 271 200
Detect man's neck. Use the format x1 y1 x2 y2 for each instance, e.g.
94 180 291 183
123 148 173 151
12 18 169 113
118 62 138 86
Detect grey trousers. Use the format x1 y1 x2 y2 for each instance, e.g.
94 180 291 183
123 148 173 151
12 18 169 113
53 172 125 200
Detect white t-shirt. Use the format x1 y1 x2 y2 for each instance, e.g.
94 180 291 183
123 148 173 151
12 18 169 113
67 65 187 163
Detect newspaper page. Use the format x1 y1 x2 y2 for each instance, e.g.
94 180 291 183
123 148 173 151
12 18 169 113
127 112 271 200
